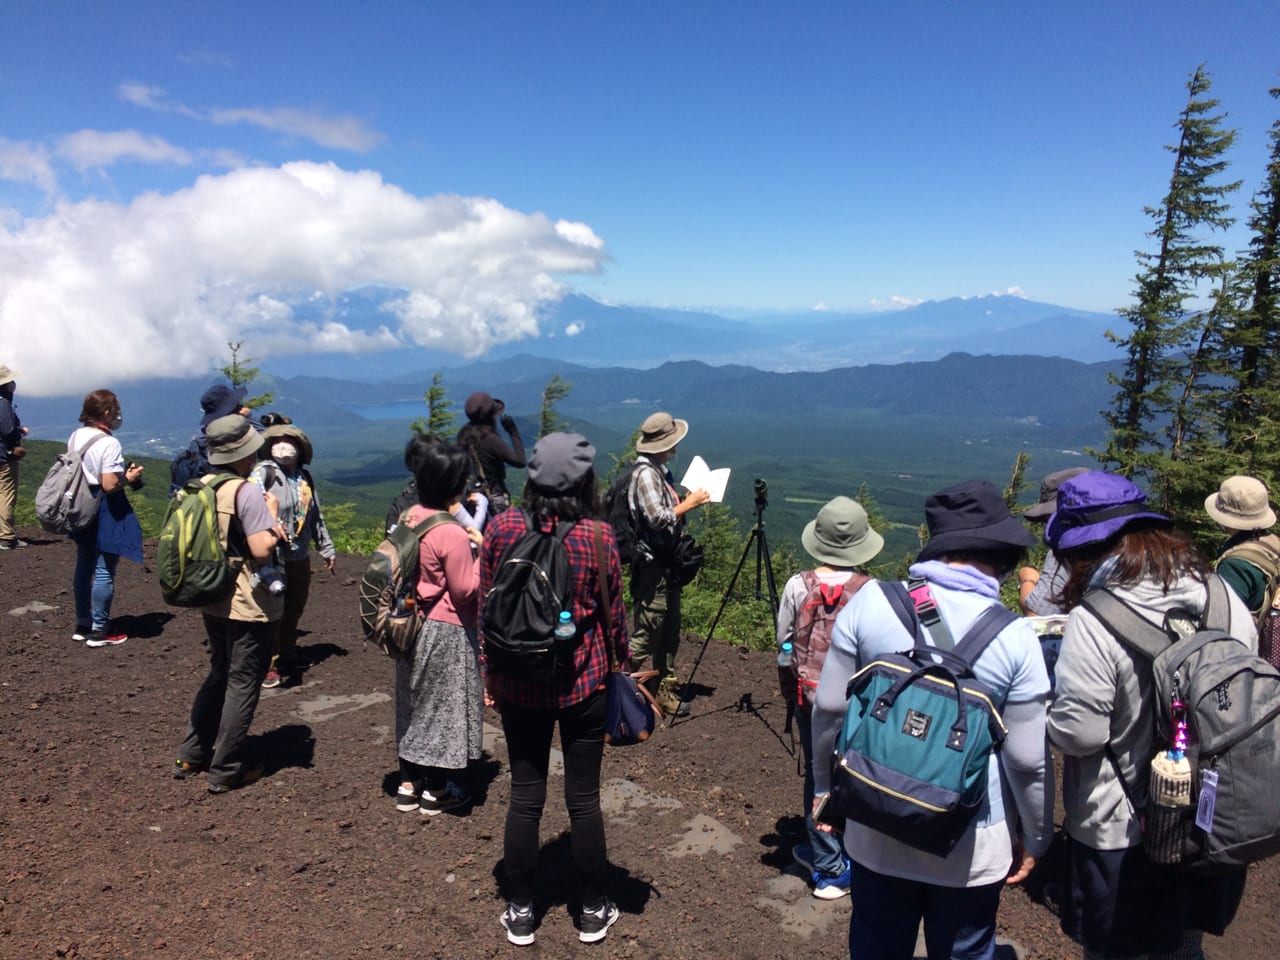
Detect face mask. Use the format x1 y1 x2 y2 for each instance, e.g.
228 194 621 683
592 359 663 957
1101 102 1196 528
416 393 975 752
271 442 298 463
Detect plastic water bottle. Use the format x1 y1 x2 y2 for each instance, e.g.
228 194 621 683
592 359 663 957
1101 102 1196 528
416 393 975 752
777 641 796 709
554 610 576 641
776 641 793 668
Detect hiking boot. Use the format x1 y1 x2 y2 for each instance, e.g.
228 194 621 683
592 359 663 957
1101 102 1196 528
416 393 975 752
0 538 26 550
656 677 690 717
812 860 852 900
419 782 469 816
261 670 282 689
395 783 420 813
500 901 536 945
85 629 127 647
207 767 263 794
578 899 620 943
173 759 208 780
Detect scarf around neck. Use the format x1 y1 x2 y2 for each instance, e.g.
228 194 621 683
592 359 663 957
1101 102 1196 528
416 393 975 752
908 560 1000 599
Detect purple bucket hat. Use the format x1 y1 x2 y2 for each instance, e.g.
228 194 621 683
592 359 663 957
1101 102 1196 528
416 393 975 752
1045 471 1170 551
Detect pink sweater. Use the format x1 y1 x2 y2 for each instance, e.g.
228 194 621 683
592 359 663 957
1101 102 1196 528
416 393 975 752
404 506 480 629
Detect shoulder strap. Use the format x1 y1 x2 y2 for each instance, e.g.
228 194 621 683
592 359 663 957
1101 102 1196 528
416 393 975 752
1080 589 1172 661
592 521 617 670
949 603 1018 667
73 431 109 458
882 581 926 643
409 510 459 541
1200 573 1233 632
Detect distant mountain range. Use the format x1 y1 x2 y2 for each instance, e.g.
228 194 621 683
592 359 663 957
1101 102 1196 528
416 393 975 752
261 290 1121 380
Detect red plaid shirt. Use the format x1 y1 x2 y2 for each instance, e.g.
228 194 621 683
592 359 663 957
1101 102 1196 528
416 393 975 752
480 510 630 710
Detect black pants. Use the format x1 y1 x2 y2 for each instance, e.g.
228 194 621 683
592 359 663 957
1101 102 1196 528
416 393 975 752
399 758 448 794
499 689 608 907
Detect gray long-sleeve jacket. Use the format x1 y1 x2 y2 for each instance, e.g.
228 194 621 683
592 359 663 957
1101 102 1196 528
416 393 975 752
1046 574 1255 850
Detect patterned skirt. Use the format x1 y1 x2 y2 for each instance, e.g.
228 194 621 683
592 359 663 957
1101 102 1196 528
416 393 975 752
394 617 484 770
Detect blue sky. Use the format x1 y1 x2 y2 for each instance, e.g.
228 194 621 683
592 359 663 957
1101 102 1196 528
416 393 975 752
2 1 1279 391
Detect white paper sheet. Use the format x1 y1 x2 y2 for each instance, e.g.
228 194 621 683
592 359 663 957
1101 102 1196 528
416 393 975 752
679 455 731 502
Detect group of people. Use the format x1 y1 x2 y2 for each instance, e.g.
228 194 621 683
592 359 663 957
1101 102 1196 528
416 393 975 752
383 402 710 946
9 366 1277 956
777 469 1274 960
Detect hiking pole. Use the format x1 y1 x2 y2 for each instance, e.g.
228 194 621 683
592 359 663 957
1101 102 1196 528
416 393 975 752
670 478 781 728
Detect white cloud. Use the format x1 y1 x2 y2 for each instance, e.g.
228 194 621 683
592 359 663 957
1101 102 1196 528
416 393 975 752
56 129 193 171
813 301 828 312
0 162 606 395
564 322 584 336
119 82 383 153
209 106 383 152
0 138 57 194
868 295 924 309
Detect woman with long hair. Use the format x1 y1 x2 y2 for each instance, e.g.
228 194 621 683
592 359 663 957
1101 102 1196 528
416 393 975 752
1046 471 1255 960
456 391 524 516
480 432 629 947
67 389 144 646
393 441 485 816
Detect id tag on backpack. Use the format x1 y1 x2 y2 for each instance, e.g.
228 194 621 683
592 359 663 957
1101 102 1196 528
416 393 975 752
1195 768 1219 833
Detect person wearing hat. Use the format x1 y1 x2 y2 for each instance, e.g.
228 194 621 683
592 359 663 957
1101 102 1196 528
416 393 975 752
65 389 145 646
1017 467 1090 615
480 433 629 946
457 390 525 516
175 414 287 794
811 480 1051 960
169 383 252 497
1204 475 1280 625
626 411 711 716
249 422 336 688
393 440 486 819
777 496 883 900
1045 471 1255 960
0 365 30 550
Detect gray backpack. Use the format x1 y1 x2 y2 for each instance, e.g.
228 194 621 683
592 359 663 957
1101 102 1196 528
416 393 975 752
1084 574 1280 872
34 432 109 534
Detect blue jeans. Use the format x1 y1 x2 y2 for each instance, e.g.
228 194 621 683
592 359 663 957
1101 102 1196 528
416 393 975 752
72 523 119 631
796 702 847 876
848 861 1004 960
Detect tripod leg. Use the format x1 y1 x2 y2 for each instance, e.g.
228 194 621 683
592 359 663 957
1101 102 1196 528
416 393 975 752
668 528 759 727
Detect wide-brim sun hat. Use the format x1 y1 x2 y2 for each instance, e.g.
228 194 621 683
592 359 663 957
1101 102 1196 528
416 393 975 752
527 432 595 493
1024 466 1091 519
1045 470 1170 551
916 479 1036 563
263 423 314 466
0 365 14 387
635 411 688 454
199 383 248 428
205 414 264 466
802 496 885 568
1204 475 1276 531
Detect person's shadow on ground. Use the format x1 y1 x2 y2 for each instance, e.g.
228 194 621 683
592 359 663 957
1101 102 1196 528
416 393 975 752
248 723 316 778
112 610 174 639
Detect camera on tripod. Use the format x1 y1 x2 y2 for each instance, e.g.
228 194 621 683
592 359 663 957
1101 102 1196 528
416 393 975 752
754 477 768 510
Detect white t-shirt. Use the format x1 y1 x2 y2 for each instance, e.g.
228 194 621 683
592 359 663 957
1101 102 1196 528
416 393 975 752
68 426 124 487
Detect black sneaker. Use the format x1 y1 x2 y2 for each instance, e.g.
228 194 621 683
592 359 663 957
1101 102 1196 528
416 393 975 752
578 899 619 943
419 781 469 816
395 783 420 813
207 767 263 794
173 758 208 780
500 901 536 946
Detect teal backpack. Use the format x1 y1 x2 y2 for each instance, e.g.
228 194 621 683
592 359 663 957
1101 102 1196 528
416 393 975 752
829 580 1015 857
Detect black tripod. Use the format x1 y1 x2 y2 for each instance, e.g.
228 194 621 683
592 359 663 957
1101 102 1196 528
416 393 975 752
670 478 780 727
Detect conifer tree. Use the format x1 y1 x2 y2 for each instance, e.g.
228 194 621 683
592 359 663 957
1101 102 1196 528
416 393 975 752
1100 66 1239 490
410 372 456 438
221 341 274 409
539 374 571 437
1221 86 1280 484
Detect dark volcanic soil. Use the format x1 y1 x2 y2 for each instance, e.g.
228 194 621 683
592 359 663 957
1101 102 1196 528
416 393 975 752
1 526 1277 960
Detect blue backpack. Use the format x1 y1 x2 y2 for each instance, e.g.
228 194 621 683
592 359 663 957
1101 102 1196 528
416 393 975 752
829 580 1015 857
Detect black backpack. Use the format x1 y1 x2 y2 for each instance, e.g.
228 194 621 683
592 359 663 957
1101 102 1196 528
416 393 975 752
482 509 578 682
602 462 642 564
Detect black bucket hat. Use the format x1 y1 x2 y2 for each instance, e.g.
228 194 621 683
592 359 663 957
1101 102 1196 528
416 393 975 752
917 479 1035 563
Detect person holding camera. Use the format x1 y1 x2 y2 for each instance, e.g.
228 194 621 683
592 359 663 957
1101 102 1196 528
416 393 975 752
457 391 525 517
0 365 29 550
627 411 710 716
66 389 145 647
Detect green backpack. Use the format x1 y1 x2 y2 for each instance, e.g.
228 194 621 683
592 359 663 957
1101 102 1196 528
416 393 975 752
157 474 244 607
